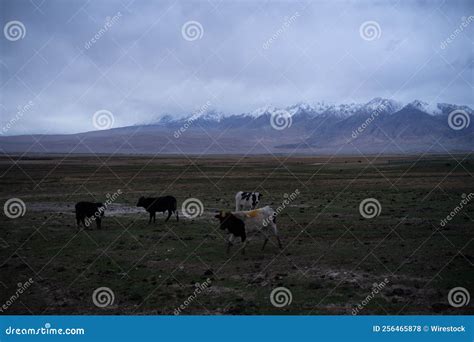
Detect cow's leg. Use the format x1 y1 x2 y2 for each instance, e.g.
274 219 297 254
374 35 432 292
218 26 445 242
165 210 172 222
96 218 102 229
261 237 269 251
153 212 156 223
226 234 234 254
76 216 81 230
271 222 282 249
241 235 247 255
148 212 152 224
175 210 179 222
277 236 282 249
80 218 86 229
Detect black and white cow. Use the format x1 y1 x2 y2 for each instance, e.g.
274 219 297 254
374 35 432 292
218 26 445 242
75 202 105 230
214 206 282 254
136 196 179 223
235 191 262 211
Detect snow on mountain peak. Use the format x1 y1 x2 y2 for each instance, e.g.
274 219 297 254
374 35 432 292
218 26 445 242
364 97 402 114
316 102 362 118
436 103 474 116
198 110 225 122
250 105 279 117
148 98 472 125
406 100 441 115
286 102 316 116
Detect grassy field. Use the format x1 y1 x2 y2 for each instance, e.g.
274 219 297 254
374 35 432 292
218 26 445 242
0 154 473 315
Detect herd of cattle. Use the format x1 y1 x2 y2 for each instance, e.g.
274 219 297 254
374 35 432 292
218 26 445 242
74 191 282 254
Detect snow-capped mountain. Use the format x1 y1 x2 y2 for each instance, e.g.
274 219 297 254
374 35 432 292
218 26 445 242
405 100 441 115
190 98 472 123
152 98 411 125
436 103 474 116
250 105 281 117
363 97 402 115
1 98 472 155
287 102 318 115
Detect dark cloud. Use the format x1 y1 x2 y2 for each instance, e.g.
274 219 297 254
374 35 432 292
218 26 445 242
1 0 473 134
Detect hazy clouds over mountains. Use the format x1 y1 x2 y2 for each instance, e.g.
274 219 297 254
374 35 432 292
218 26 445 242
1 98 472 155
1 0 473 134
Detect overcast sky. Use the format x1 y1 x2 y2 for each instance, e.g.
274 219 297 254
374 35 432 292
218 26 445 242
1 0 473 134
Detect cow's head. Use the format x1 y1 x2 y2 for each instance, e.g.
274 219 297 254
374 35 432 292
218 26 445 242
214 211 232 230
136 196 146 207
252 192 262 207
215 211 227 223
215 211 245 233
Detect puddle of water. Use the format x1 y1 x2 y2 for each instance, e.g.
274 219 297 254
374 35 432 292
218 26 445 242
28 202 143 216
27 202 215 220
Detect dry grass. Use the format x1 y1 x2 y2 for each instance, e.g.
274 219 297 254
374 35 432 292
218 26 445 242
0 154 473 315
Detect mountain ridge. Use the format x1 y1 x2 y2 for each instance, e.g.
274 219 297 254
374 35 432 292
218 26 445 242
1 98 472 155
146 98 472 126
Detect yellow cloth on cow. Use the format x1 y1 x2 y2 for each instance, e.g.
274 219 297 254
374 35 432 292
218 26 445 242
246 210 259 218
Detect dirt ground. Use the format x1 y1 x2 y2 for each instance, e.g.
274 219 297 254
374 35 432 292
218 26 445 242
0 154 473 315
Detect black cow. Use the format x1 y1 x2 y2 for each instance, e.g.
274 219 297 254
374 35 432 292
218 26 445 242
75 202 105 229
136 196 179 223
215 211 246 254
